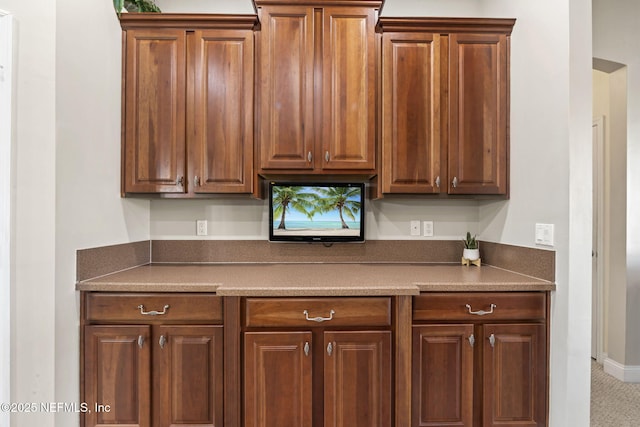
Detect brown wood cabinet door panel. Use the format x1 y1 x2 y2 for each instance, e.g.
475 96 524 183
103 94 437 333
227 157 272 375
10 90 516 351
244 297 391 327
412 325 473 427
324 331 392 427
413 293 546 322
244 331 313 427
124 29 186 193
321 7 376 170
86 293 223 324
382 32 442 194
448 33 508 195
190 29 253 193
84 325 151 427
482 323 547 427
155 326 224 427
258 6 315 170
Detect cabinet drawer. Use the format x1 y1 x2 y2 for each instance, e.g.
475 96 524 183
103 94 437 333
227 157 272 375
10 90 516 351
86 293 223 324
413 292 546 322
245 297 391 327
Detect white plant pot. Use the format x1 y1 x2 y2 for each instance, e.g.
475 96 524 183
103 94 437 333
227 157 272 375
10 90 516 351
463 248 480 261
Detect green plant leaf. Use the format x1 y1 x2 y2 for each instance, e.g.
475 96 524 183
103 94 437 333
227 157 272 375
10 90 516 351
113 0 124 16
463 231 478 249
124 0 161 12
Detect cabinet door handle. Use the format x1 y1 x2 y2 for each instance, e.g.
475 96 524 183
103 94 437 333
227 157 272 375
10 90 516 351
194 176 201 187
176 176 184 187
435 176 440 188
137 335 145 349
325 151 330 162
465 303 496 316
159 335 167 349
468 334 475 347
307 151 313 162
137 304 170 316
327 341 334 356
304 341 310 356
488 333 496 348
452 176 458 188
303 309 335 323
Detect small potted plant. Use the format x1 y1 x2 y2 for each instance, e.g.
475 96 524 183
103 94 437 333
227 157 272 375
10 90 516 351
462 232 480 261
113 0 161 15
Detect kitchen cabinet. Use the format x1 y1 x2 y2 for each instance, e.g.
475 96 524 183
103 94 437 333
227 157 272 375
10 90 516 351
254 1 379 174
243 297 392 427
81 293 224 427
412 292 548 427
379 18 515 196
120 15 256 195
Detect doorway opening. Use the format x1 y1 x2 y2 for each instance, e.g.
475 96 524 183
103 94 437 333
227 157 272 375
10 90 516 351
591 58 627 369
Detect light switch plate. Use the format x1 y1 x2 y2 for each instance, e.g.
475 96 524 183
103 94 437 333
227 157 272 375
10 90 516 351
535 223 554 246
423 221 434 237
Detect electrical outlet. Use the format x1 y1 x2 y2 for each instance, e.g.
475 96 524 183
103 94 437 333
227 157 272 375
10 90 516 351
410 220 420 236
196 220 207 236
423 221 434 237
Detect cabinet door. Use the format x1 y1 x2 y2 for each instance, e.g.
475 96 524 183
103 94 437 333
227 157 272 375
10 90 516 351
244 332 313 427
412 325 473 427
482 323 547 427
189 29 253 194
448 32 509 195
123 29 187 193
155 326 224 427
321 7 376 170
257 6 315 170
381 32 443 193
84 325 151 427
324 331 392 427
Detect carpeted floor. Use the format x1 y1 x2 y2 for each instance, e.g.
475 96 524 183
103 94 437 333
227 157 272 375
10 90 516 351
591 360 640 426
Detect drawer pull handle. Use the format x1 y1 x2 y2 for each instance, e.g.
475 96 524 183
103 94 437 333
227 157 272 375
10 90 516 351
138 304 170 316
465 303 496 316
303 309 335 323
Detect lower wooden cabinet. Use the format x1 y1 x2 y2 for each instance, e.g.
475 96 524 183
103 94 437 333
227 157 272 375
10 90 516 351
412 324 474 426
243 298 393 427
84 325 151 427
80 292 550 427
412 293 548 427
81 293 224 427
323 331 392 427
244 332 313 427
244 330 392 427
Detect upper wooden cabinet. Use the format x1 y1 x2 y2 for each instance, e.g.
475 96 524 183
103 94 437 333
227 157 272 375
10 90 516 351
254 1 380 174
379 18 515 196
120 15 257 196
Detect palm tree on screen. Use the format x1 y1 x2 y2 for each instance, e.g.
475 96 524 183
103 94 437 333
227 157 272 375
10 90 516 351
316 187 361 229
272 186 316 230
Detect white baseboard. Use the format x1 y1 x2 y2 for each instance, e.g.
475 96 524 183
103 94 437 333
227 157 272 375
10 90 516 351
603 357 640 383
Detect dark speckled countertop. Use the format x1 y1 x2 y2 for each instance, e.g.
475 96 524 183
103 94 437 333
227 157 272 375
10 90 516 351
76 263 555 296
